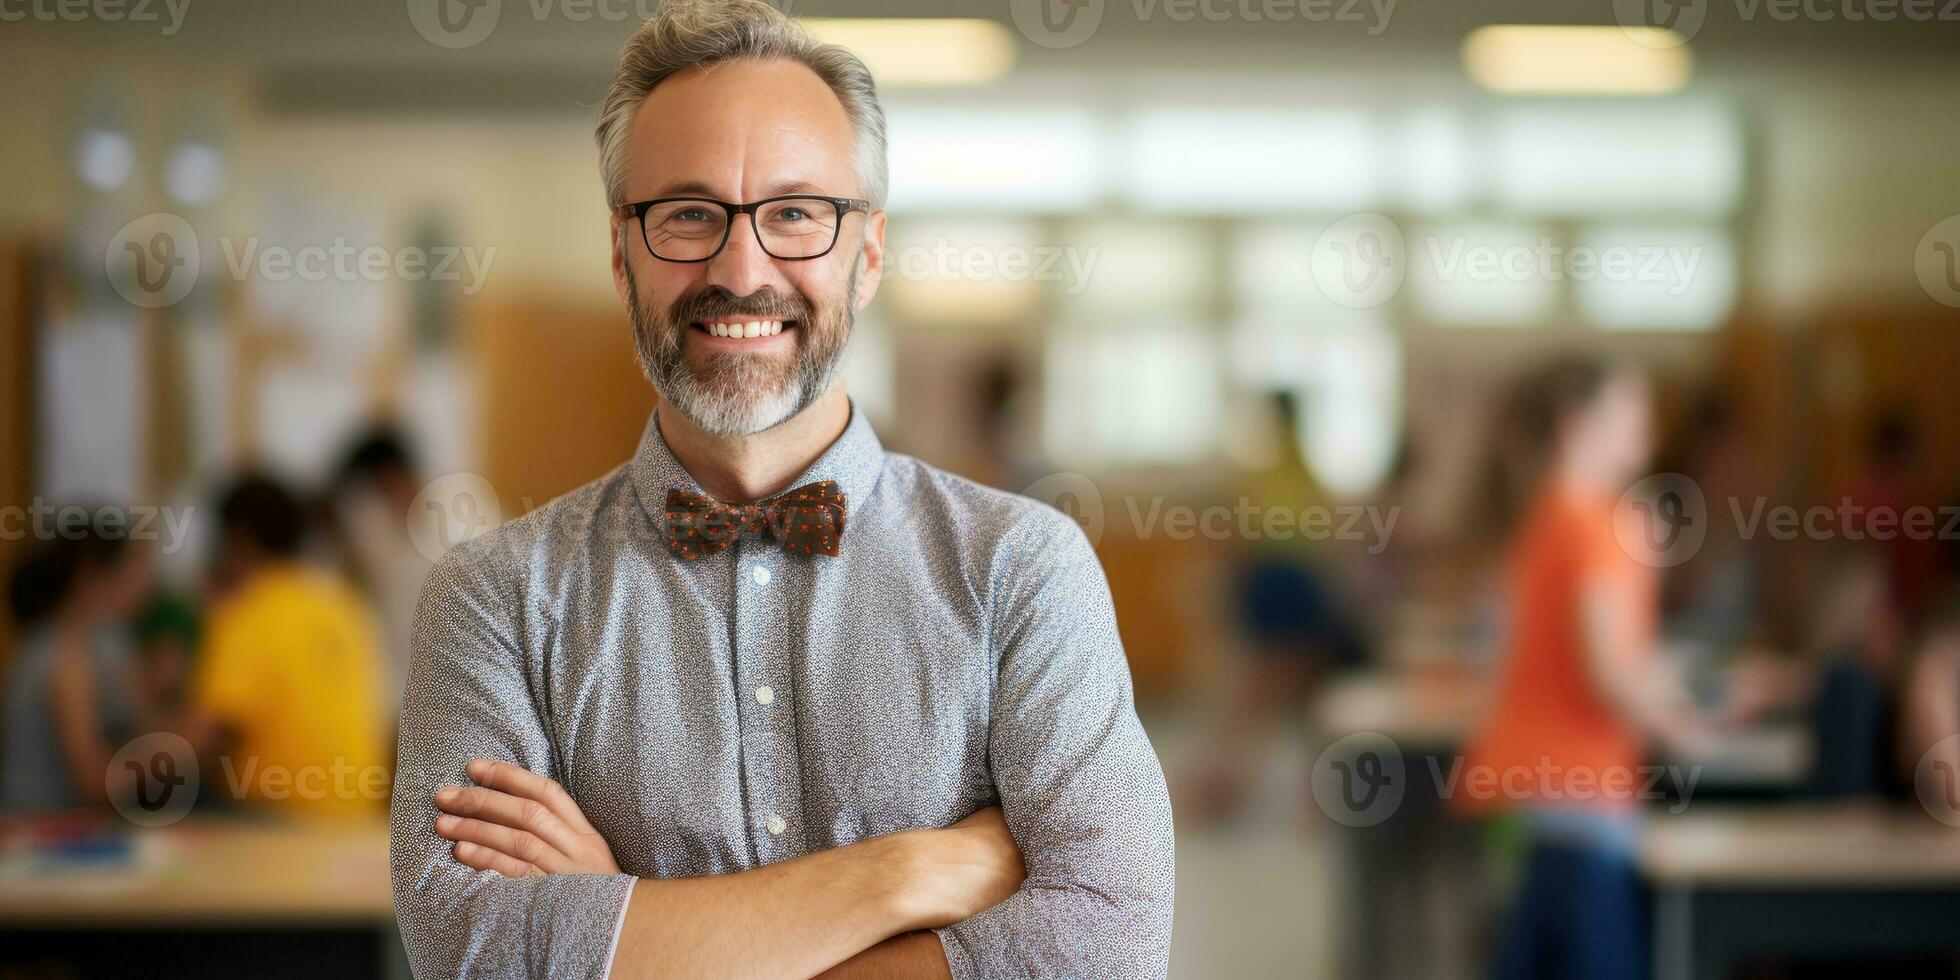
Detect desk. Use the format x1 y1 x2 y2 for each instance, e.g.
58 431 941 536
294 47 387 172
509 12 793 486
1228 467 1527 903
1309 666 1484 750
1644 804 1960 980
0 817 401 979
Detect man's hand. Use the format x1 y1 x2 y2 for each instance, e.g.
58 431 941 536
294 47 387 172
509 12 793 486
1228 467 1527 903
890 804 1026 930
433 758 620 877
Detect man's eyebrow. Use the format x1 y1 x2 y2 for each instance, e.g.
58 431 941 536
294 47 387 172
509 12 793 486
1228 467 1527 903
640 179 834 201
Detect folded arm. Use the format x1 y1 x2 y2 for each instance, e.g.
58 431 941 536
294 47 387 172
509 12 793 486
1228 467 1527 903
930 514 1177 978
394 547 1022 979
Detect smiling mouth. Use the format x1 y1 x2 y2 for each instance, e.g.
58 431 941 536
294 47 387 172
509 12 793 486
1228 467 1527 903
692 318 796 339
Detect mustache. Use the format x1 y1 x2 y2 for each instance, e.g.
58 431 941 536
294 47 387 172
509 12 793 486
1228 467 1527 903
669 287 812 326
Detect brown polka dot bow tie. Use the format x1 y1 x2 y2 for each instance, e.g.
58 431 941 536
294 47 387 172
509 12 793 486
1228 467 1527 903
664 480 847 560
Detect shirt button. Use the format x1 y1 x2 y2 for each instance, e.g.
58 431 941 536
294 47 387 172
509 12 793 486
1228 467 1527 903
765 813 786 836
755 685 775 706
751 565 772 586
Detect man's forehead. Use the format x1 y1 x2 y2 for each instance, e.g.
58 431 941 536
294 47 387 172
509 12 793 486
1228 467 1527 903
626 58 857 196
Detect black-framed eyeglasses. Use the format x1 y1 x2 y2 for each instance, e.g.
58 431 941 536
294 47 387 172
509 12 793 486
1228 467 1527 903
618 195 871 263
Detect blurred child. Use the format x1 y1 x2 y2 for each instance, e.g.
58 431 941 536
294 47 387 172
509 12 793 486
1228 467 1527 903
322 426 432 726
1 525 153 813
1459 359 1717 980
182 474 388 818
1803 550 1904 799
132 593 200 721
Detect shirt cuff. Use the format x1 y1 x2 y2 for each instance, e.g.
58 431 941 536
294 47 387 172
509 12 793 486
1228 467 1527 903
598 879 636 980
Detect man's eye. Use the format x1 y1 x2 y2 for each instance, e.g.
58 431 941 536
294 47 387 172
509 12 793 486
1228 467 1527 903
672 208 714 223
772 207 811 223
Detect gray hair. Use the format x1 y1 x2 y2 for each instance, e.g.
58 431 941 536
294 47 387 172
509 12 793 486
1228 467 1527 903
595 0 889 211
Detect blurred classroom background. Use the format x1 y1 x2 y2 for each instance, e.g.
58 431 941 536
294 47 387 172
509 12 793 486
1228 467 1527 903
4 0 1960 977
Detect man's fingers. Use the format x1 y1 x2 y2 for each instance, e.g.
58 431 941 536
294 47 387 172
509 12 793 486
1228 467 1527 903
465 758 601 836
436 814 568 874
451 839 544 879
435 784 582 856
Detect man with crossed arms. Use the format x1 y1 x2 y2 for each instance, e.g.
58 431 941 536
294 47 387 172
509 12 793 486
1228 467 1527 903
388 1 1175 976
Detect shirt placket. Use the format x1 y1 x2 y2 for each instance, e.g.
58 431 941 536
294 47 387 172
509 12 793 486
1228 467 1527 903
730 536 806 866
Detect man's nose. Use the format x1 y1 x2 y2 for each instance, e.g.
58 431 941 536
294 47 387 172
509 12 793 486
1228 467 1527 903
704 213 777 297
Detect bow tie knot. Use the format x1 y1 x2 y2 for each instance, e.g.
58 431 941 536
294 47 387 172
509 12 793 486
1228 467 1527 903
665 480 847 560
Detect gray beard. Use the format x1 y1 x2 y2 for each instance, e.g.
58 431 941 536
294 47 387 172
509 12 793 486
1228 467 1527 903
626 263 857 438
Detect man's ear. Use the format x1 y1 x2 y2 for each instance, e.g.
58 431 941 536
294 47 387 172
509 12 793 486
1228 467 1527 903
609 209 634 310
852 209 887 311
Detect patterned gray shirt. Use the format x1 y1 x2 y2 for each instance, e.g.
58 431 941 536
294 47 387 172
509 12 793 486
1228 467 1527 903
390 404 1175 979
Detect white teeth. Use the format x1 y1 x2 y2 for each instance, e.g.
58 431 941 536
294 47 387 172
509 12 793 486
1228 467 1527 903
703 320 787 339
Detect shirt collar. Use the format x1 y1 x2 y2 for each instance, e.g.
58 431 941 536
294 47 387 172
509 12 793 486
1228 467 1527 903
629 399 885 536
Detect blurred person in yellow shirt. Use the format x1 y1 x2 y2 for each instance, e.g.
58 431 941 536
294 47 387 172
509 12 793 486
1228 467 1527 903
187 474 388 819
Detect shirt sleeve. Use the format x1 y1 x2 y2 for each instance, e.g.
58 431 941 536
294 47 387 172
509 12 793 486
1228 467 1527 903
933 512 1176 979
390 543 637 979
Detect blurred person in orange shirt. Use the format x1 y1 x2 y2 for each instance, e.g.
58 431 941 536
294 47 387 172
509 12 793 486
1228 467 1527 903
182 475 388 818
1460 359 1720 980
2 526 154 813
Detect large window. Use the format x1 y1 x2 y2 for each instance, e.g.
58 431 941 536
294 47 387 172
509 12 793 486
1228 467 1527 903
881 96 1746 492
